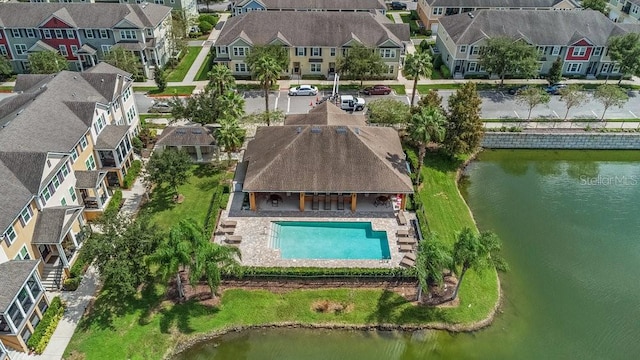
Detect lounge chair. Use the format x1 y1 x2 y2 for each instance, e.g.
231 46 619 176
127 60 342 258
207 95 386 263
397 211 407 226
396 229 410 237
225 235 242 244
400 254 416 267
337 195 344 210
312 195 319 210
222 220 237 227
324 195 331 210
222 227 235 235
397 237 417 245
399 244 414 252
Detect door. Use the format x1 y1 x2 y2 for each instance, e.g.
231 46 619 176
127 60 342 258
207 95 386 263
39 245 51 261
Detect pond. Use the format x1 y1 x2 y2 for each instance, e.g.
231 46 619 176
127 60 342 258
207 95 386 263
175 150 640 360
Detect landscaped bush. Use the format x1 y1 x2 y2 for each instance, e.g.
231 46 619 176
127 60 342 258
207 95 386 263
198 14 218 27
410 10 419 21
188 32 202 38
440 64 452 78
233 266 416 279
104 189 123 217
465 74 490 79
123 160 142 189
204 184 228 235
63 277 81 291
132 136 143 155
432 54 443 69
424 29 432 37
27 297 65 354
198 21 213 34
301 74 326 80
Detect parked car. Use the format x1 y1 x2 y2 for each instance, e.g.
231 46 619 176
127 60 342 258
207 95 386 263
389 1 407 10
288 85 318 96
149 101 173 113
363 85 392 95
544 83 567 95
507 85 529 95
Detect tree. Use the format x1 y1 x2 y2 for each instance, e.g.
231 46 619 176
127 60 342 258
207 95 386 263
336 43 386 87
479 37 539 85
103 47 141 79
246 45 288 126
146 148 192 198
607 33 640 85
208 64 235 95
170 88 245 125
407 106 447 185
547 58 563 85
0 56 12 81
150 219 240 298
516 87 550 120
154 67 167 92
366 99 411 126
415 233 452 303
27 51 68 74
414 89 445 115
403 51 433 107
594 84 629 121
444 82 483 156
559 85 587 120
83 212 162 299
216 117 245 161
581 0 608 15
449 228 507 302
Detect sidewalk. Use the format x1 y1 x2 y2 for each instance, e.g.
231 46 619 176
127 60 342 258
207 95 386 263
182 13 229 84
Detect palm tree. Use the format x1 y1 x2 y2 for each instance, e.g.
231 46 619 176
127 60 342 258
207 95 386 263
407 106 447 185
208 64 235 95
217 90 245 120
415 233 452 303
216 118 245 162
404 52 433 107
249 56 282 126
194 241 242 297
449 228 507 302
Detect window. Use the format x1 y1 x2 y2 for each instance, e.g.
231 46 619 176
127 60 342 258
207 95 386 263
551 46 560 56
330 48 336 56
80 135 88 150
632 5 639 15
567 63 582 73
572 47 586 57
612 63 620 73
154 0 164 4
101 45 112 55
94 114 106 133
26 29 35 38
387 65 394 74
42 187 51 202
11 29 21 38
66 30 75 39
471 46 479 55
19 206 32 226
14 44 27 56
30 313 41 329
0 45 7 57
311 47 321 57
85 29 94 39
69 187 77 202
71 45 78 56
460 45 466 53
85 155 96 170
380 49 396 58
218 46 227 54
3 226 16 244
536 46 544 56
61 198 67 206
8 303 24 329
126 106 136 124
468 62 477 72
433 7 443 15
100 29 109 39
233 46 248 57
146 28 153 37
59 45 68 57
15 245 30 260
296 47 306 56
235 63 248 72
42 29 52 39
310 63 321 73
120 30 137 40
593 47 602 56
55 29 63 39
53 176 60 189
62 162 70 177
71 147 79 162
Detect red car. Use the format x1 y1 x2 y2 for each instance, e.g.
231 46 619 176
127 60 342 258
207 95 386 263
363 85 392 95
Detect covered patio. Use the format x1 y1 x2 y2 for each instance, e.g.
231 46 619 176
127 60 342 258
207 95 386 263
155 126 218 162
247 192 406 213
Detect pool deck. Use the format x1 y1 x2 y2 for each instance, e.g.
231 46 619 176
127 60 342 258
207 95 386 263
213 192 417 268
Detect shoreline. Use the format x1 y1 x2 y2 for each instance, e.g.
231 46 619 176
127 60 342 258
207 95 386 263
168 149 504 359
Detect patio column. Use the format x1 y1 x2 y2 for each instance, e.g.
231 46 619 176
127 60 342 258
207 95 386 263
401 194 407 210
56 244 70 268
299 192 305 211
195 146 203 162
249 192 257 211
351 193 357 212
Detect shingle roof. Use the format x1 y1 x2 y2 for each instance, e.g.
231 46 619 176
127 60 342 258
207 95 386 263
0 3 171 29
0 260 39 313
217 11 409 47
156 126 217 147
428 0 565 7
0 152 49 194
32 206 83 245
0 161 33 234
13 74 52 93
238 0 386 10
243 103 413 193
285 101 367 126
440 9 629 46
95 125 129 149
87 62 132 78
75 170 106 189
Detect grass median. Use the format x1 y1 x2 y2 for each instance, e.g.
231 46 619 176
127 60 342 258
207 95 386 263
166 47 201 82
133 86 196 96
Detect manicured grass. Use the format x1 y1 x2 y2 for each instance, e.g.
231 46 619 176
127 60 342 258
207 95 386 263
139 114 172 123
133 86 196 96
166 47 201 82
386 13 394 22
142 164 232 230
389 84 406 95
0 85 14 92
194 52 212 81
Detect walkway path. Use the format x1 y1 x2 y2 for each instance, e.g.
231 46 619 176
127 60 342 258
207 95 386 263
182 13 229 85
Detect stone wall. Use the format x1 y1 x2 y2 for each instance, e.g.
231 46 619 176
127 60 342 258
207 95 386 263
481 132 640 149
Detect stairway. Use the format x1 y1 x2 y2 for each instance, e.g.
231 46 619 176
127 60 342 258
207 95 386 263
41 263 63 291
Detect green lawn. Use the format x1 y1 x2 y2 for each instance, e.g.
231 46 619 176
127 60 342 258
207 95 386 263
194 52 212 81
166 47 201 82
0 85 14 92
389 84 406 95
133 86 196 96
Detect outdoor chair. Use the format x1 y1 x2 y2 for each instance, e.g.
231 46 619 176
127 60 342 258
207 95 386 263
337 195 344 210
396 229 410 237
222 227 235 235
222 220 237 228
397 237 416 245
312 195 320 210
399 244 414 252
397 211 407 225
324 195 331 210
400 253 416 267
225 235 242 244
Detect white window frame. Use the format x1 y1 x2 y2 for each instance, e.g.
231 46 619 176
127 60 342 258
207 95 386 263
612 63 620 73
43 29 52 39
218 46 227 54
14 44 27 56
80 135 88 150
85 155 96 171
310 63 321 73
69 187 77 202
468 62 477 72
0 45 7 57
233 46 248 57
71 45 78 56
234 63 248 72
471 46 480 55
11 29 21 38
15 245 30 260
100 29 109 39
26 29 36 38
572 47 586 57
433 7 443 15
66 30 75 39
85 29 94 39
295 47 306 56
330 48 336 56
71 147 79 162
380 49 396 58
387 65 394 74
120 30 137 40
311 47 321 57
20 206 33 226
55 29 63 39
567 63 582 73
4 226 17 245
551 46 560 56
460 45 466 53
59 45 68 57
593 47 602 56
101 45 112 55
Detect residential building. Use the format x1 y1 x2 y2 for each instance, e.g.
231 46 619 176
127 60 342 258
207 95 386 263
214 11 409 79
435 10 636 79
417 0 577 33
230 0 387 16
0 3 172 78
0 340 10 360
239 102 413 212
29 0 197 19
0 63 139 294
0 260 48 353
155 126 218 162
608 0 640 23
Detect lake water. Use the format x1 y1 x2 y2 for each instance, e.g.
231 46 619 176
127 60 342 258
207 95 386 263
176 150 640 360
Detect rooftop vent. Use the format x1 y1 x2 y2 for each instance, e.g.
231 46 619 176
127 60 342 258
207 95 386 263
192 129 202 134
176 129 187 135
336 127 347 134
311 127 322 134
354 127 360 135
296 126 302 134
468 13 474 18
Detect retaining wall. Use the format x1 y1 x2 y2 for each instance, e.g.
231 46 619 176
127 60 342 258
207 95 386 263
481 132 640 149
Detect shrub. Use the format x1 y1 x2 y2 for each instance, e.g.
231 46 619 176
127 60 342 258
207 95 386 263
439 64 451 78
199 20 213 34
410 10 419 21
63 277 81 291
104 189 123 217
132 136 143 154
198 14 218 26
432 54 443 69
122 160 142 189
27 297 65 354
232 266 416 279
301 74 326 80
188 32 202 38
424 29 432 37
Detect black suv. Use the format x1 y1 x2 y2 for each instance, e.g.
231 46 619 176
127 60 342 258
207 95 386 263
389 2 407 10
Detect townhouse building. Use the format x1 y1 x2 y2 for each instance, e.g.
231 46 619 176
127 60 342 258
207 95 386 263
608 0 640 23
29 0 198 19
214 11 409 79
417 0 577 33
435 10 637 79
0 3 172 79
0 340 9 360
0 63 139 312
230 0 387 16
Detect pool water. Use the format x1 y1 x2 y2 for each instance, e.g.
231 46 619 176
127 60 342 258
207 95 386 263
272 221 391 260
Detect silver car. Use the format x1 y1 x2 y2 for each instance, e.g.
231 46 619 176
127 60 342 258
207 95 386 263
149 101 173 113
288 85 318 96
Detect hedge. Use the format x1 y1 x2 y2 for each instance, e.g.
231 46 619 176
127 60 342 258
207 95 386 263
104 189 123 217
440 64 451 78
27 297 65 354
123 160 142 189
230 266 416 279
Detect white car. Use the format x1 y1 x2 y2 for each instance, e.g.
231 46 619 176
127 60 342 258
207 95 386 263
288 85 318 96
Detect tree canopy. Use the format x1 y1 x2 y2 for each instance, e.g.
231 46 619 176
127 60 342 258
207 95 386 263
403 51 433 107
216 117 245 161
408 106 447 184
581 0 608 15
103 47 141 79
516 87 550 120
336 44 386 86
607 33 640 84
366 98 411 126
547 58 563 85
207 64 236 95
444 82 483 156
246 45 288 126
416 233 452 302
559 85 587 120
154 67 167 92
170 87 245 125
146 148 192 196
479 37 539 85
0 56 12 81
594 84 629 120
27 51 68 74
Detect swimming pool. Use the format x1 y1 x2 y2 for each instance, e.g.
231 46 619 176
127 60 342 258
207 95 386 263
272 221 391 260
